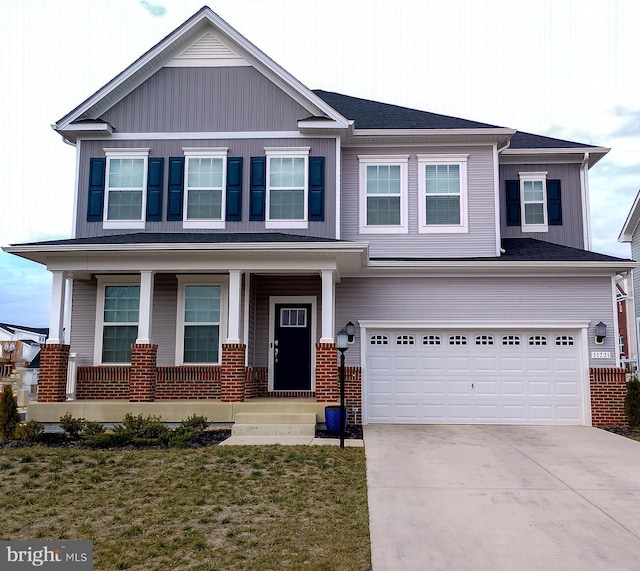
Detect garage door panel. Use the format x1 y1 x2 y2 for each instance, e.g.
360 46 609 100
366 328 584 425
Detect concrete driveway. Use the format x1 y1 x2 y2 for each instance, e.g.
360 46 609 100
364 424 640 571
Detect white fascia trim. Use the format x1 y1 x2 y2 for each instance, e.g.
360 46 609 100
297 119 346 129
358 319 591 330
65 122 114 134
364 259 637 272
80 131 323 141
618 188 640 243
352 128 516 138
501 147 610 167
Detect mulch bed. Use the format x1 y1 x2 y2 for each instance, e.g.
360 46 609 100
315 424 363 439
603 426 640 439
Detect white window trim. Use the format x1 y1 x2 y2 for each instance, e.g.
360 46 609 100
264 147 310 229
102 148 149 230
358 155 409 234
93 275 141 365
418 154 469 234
519 171 548 233
182 148 228 230
175 275 229 366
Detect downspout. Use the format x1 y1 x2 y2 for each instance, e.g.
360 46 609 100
612 275 622 366
335 136 341 239
580 152 591 250
494 141 511 256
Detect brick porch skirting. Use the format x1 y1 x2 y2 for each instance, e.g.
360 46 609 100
590 367 627 427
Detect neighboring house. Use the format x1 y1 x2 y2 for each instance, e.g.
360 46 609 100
4 7 632 427
618 189 640 370
0 323 48 366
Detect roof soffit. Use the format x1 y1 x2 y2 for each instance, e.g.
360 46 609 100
54 8 350 136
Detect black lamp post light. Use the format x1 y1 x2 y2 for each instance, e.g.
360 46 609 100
336 322 356 448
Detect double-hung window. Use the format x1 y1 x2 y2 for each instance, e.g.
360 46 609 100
183 148 227 229
418 154 468 233
94 277 140 364
176 276 228 365
359 156 408 233
519 172 548 232
103 149 148 229
265 147 309 229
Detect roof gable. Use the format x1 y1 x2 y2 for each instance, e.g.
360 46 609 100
54 6 349 138
618 188 640 243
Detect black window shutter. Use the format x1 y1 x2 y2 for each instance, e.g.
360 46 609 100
167 157 185 221
546 179 562 225
505 180 521 226
308 156 325 221
146 157 164 221
249 156 266 221
87 158 106 222
225 157 243 221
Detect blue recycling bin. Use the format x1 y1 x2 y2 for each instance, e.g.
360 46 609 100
325 405 347 435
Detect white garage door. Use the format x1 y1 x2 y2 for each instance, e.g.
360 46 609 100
365 329 585 425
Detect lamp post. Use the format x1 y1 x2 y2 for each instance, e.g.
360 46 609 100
336 328 349 448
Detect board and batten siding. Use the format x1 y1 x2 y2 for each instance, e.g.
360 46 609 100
499 163 584 248
101 67 311 133
76 137 336 239
340 145 497 258
335 274 616 367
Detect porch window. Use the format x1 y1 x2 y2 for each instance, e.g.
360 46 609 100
96 282 140 364
176 276 228 365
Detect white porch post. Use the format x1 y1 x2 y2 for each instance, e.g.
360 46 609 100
320 270 335 343
136 271 155 344
47 270 66 344
227 270 242 343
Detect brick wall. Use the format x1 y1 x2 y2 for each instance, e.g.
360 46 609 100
344 366 362 424
129 344 157 402
590 367 627 427
220 344 246 402
38 344 70 402
76 366 130 400
315 342 338 402
156 366 221 399
245 366 268 399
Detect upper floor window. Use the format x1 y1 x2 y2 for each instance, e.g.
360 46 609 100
418 154 468 233
520 172 548 232
183 148 227 229
103 149 149 229
358 155 409 234
265 147 309 229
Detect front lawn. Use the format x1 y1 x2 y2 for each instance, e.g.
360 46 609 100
0 445 371 571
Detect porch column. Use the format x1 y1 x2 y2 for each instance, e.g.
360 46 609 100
38 344 70 402
136 271 155 344
47 271 67 344
320 270 335 343
227 270 242 343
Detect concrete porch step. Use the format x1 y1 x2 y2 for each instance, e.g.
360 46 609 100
231 411 317 438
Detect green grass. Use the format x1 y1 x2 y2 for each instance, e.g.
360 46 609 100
0 446 371 570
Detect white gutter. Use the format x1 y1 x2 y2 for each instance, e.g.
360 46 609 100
580 152 592 249
335 136 341 239
493 140 511 256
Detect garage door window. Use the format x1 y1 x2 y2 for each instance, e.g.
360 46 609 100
502 335 521 346
529 335 548 346
449 335 468 345
555 335 575 346
423 335 441 345
370 335 388 345
475 335 494 346
396 335 415 345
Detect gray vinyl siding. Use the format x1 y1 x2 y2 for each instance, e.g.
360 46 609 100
341 145 497 258
76 138 336 239
335 275 616 367
101 67 310 133
69 279 97 367
152 274 178 366
499 163 584 248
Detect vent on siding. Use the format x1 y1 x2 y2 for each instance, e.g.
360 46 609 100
528 335 548 346
449 335 467 346
370 335 388 345
475 335 494 346
423 335 441 346
396 335 415 346
502 335 521 346
165 32 250 67
555 335 575 346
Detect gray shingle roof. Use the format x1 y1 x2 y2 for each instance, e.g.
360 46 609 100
313 90 596 150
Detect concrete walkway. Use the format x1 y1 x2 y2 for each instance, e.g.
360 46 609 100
364 424 640 571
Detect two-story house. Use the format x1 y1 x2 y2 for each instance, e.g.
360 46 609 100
5 6 632 428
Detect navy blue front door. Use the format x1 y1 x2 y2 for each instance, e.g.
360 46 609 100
274 304 312 391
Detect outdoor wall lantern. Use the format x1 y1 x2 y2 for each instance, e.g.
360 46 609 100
336 328 350 448
345 321 356 343
595 321 607 345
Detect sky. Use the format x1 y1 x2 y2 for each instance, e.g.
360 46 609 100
0 0 639 327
